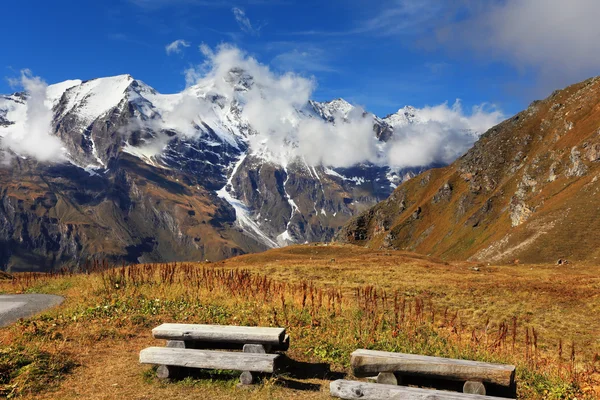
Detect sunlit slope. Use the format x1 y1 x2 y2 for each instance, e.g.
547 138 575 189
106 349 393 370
338 77 600 264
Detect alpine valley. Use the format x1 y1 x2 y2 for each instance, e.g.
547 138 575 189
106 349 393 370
0 70 446 271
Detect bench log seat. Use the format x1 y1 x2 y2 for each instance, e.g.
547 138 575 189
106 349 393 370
351 350 515 388
330 380 513 400
140 347 281 373
152 323 289 350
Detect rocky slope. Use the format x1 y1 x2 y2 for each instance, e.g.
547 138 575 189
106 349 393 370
0 72 432 271
337 77 600 264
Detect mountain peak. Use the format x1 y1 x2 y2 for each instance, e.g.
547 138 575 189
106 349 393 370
225 67 254 92
327 98 351 106
309 98 355 122
54 74 136 124
383 105 422 127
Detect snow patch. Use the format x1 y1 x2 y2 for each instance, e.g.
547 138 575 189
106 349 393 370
122 142 167 168
348 176 365 185
324 168 347 180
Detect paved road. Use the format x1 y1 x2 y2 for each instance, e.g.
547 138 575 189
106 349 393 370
0 294 64 327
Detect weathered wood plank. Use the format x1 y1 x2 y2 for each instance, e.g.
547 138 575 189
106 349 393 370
152 324 286 346
139 347 280 373
330 380 512 400
351 349 515 387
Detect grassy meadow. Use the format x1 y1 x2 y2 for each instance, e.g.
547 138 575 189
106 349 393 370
0 244 598 399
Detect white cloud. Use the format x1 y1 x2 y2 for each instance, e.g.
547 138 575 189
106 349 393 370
291 0 600 93
358 0 445 36
290 0 446 37
0 149 14 167
440 0 600 92
165 39 190 55
185 45 375 167
0 70 66 163
232 7 261 35
184 44 504 168
271 48 337 73
0 48 502 170
387 101 504 168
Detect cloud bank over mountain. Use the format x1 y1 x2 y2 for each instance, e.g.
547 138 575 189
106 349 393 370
186 44 504 168
1 70 65 163
387 101 503 168
1 45 504 169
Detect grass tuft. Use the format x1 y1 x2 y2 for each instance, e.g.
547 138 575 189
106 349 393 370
0 346 77 398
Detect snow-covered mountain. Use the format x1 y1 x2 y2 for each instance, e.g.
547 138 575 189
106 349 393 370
0 71 430 271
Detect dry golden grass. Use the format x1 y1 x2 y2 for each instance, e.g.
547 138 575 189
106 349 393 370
0 244 598 399
224 244 600 359
0 271 12 280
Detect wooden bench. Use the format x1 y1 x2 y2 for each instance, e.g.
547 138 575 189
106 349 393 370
330 380 513 400
140 323 289 384
351 350 515 396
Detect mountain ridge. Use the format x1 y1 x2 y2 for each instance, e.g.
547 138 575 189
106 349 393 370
0 71 441 271
337 76 600 264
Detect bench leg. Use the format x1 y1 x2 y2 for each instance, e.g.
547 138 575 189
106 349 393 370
239 371 255 385
156 365 182 380
166 340 186 348
376 372 401 385
463 380 486 395
242 344 270 353
156 340 187 379
239 344 269 385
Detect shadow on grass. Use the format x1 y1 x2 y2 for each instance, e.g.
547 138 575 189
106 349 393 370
275 377 322 391
182 368 240 383
279 355 346 381
144 355 348 393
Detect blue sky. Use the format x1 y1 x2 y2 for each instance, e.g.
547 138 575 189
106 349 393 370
3 0 599 117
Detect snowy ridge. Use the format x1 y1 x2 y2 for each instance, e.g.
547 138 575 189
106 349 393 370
0 95 25 132
46 80 82 105
309 98 355 121
383 106 424 127
57 75 134 123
